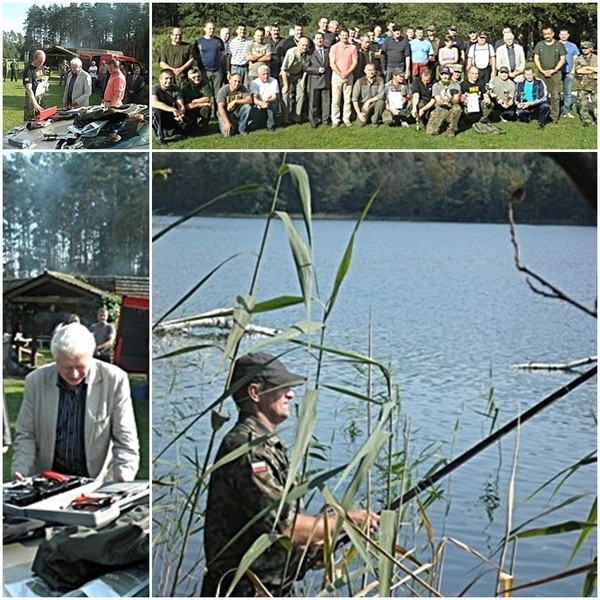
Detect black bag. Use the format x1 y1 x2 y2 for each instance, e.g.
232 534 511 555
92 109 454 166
73 108 129 129
31 505 149 592
3 516 47 544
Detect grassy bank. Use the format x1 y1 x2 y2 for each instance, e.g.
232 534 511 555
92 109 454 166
3 71 104 133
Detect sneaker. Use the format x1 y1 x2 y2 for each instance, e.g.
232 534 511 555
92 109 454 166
561 112 575 119
582 120 590 127
537 122 545 130
344 121 352 127
447 129 456 138
401 121 410 128
331 122 339 128
239 131 249 136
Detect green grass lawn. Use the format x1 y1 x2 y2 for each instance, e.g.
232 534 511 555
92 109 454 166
3 72 104 133
3 375 149 483
154 109 597 150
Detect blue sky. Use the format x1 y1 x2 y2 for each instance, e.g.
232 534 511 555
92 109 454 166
3 2 58 35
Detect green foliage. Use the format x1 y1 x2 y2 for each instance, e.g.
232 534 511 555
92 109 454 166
20 3 149 66
152 152 595 225
3 153 149 278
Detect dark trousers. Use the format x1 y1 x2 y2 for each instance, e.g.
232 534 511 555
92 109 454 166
517 102 550 125
308 85 331 125
152 108 185 141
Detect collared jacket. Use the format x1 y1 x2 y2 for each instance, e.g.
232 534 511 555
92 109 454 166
12 360 139 480
63 69 92 107
515 77 548 105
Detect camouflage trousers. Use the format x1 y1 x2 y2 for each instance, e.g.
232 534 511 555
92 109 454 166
426 105 461 135
579 89 597 123
24 94 46 121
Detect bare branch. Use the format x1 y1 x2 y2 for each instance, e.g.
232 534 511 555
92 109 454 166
508 200 597 319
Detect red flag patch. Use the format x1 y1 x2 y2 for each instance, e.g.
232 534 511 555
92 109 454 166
251 461 268 474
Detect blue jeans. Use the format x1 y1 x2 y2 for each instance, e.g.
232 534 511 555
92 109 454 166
230 64 248 86
561 72 574 114
218 103 251 135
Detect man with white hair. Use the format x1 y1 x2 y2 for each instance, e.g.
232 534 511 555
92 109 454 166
63 57 92 108
11 322 139 482
250 64 280 131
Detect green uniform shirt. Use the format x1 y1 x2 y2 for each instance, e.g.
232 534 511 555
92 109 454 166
574 53 597 91
533 40 566 70
203 414 303 595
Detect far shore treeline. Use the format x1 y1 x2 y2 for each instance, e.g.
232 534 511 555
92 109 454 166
152 153 596 225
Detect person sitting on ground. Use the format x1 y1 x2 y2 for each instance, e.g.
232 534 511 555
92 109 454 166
151 68 186 144
411 67 436 128
383 68 412 127
250 64 280 132
351 62 385 127
216 72 253 136
515 66 550 129
487 66 516 121
460 65 493 127
11 322 139 482
426 66 462 137
180 67 213 134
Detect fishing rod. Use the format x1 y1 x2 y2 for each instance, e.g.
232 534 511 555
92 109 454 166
320 365 597 560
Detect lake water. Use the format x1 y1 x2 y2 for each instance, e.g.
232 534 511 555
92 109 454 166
152 216 596 597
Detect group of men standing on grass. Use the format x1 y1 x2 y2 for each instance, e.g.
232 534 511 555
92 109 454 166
151 19 597 142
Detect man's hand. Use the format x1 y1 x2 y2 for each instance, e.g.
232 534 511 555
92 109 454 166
12 471 26 482
345 509 381 534
226 100 237 112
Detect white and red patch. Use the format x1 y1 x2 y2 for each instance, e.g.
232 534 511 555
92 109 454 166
251 461 268 474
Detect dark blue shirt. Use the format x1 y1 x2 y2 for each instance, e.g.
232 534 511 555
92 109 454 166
52 376 88 476
196 37 224 72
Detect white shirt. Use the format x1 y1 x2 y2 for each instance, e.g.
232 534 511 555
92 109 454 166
250 76 280 102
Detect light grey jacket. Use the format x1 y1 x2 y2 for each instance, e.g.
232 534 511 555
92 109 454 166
12 360 139 481
63 69 92 107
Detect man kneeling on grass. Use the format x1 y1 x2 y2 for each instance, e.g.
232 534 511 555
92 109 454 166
151 68 186 145
216 73 253 136
250 65 280 132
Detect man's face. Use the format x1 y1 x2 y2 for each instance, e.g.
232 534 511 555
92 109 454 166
237 26 246 38
392 29 401 40
340 30 350 44
259 69 270 82
294 25 303 39
33 53 45 68
319 18 328 31
314 33 324 48
70 62 81 73
256 385 294 426
365 64 376 79
205 23 215 37
108 63 118 75
406 28 415 38
469 32 478 41
582 46 593 55
56 351 92 388
392 73 403 85
468 68 478 83
477 35 487 45
254 29 264 44
361 36 371 50
298 38 309 54
524 69 534 82
374 26 382 37
452 70 461 81
559 30 570 42
229 74 242 89
171 28 183 45
421 71 432 84
543 28 554 42
499 70 509 80
505 34 514 46
271 26 280 39
440 72 451 83
415 29 424 40
97 309 108 323
189 71 202 86
427 28 436 37
159 71 174 89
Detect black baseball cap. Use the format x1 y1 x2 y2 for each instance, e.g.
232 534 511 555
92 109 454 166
231 352 305 399
440 66 452 75
498 66 509 73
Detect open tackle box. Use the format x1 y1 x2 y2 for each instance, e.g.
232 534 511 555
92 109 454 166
3 471 149 528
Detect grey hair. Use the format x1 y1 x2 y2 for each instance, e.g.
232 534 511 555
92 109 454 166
70 57 82 67
51 323 96 359
257 64 270 74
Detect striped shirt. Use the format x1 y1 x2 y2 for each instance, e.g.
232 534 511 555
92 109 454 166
52 377 88 476
229 37 251 66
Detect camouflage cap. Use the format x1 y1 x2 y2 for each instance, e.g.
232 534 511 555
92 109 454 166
231 352 305 398
581 40 594 49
